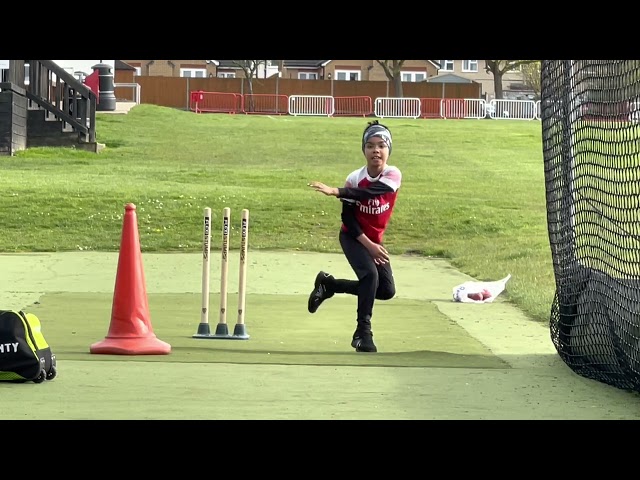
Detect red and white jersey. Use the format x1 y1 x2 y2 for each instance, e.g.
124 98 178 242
341 165 402 244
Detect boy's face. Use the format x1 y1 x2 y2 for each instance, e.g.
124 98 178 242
363 135 389 170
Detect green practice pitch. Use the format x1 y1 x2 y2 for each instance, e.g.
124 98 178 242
1 250 640 419
30 292 508 369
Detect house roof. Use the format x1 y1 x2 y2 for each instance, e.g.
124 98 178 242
212 60 278 69
215 60 240 69
282 60 331 68
427 73 477 84
209 60 439 70
115 60 136 71
210 60 332 70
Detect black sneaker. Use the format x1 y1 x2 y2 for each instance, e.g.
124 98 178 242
307 271 334 314
351 330 377 353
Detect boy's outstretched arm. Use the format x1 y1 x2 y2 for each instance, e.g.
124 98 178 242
307 181 393 199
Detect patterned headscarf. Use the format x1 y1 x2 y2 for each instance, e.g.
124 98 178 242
362 121 392 156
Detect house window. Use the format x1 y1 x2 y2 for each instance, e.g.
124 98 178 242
462 60 478 72
299 72 318 80
180 68 206 78
507 61 524 71
217 72 236 78
439 60 454 72
335 70 361 81
401 72 426 82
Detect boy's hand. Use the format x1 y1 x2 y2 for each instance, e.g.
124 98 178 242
308 181 338 197
368 243 389 265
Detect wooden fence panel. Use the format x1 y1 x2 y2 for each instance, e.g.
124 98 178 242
331 80 394 99
188 77 243 94
129 76 483 110
136 76 189 109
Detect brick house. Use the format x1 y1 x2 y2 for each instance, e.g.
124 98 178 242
119 60 441 81
434 60 529 100
117 59 530 99
119 60 217 78
281 60 530 99
278 60 441 82
119 60 275 79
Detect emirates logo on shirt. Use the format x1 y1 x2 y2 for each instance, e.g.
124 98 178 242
357 199 390 215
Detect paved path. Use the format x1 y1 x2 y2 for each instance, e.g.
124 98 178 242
96 101 138 115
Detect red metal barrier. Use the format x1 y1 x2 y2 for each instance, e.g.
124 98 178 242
420 98 442 118
83 70 100 104
187 92 477 120
190 90 205 113
441 98 467 119
243 94 289 115
582 100 631 122
190 91 243 114
333 96 373 117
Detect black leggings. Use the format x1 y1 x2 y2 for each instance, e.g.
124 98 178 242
332 230 396 326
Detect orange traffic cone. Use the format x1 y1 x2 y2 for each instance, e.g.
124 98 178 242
90 203 171 355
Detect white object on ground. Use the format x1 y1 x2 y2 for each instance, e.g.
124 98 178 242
452 274 512 303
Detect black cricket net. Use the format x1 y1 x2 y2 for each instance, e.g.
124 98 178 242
542 60 640 392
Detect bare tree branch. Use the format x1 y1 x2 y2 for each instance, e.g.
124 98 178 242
484 60 538 99
375 60 406 97
520 61 541 98
230 60 269 111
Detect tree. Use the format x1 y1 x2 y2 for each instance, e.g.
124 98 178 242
520 61 541 99
230 60 269 112
484 60 538 99
376 60 406 97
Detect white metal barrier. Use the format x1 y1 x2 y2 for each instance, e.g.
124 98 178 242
288 95 334 116
463 98 486 119
488 99 537 120
187 93 551 121
115 83 141 104
629 101 640 123
374 97 421 118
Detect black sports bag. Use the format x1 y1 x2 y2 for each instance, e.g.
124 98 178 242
0 310 57 383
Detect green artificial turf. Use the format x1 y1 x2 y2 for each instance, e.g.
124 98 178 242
28 292 508 369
